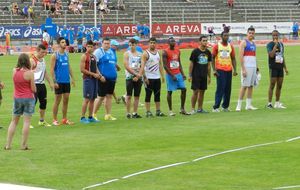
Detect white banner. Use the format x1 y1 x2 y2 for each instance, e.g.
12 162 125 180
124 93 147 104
202 22 293 34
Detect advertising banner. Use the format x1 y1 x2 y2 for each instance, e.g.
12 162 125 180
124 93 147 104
201 22 293 34
152 23 201 35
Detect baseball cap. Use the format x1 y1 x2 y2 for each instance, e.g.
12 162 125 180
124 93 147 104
110 40 119 46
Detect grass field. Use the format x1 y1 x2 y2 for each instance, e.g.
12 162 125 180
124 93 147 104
0 45 299 190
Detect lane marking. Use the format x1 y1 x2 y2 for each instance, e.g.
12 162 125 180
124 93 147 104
83 137 300 189
286 136 300 142
82 179 119 190
273 185 300 189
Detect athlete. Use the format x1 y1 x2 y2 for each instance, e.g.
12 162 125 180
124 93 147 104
236 27 259 111
266 30 288 109
162 37 189 116
188 35 212 114
31 44 54 127
50 37 75 125
80 40 101 123
211 32 237 112
123 38 143 118
140 37 165 117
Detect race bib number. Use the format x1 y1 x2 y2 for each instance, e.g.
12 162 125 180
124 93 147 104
275 54 283 64
131 60 139 69
198 55 208 65
170 61 179 69
220 50 230 59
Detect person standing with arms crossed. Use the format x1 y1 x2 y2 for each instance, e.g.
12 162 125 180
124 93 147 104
140 37 165 117
5 54 36 150
31 44 54 127
188 35 212 114
123 38 144 119
162 37 189 116
266 30 288 109
50 37 75 126
211 32 237 112
236 27 258 111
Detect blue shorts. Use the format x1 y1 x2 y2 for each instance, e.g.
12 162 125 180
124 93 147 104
166 73 186 91
83 78 98 100
13 98 35 116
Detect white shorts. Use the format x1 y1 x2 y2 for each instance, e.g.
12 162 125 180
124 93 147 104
241 67 257 87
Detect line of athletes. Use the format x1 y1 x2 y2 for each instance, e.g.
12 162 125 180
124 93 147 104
4 27 289 130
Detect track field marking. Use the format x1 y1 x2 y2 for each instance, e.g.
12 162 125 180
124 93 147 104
82 136 300 189
273 185 300 189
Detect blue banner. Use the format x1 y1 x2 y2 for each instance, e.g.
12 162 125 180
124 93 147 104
0 24 102 39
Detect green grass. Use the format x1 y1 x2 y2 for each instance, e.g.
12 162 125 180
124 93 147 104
0 46 299 190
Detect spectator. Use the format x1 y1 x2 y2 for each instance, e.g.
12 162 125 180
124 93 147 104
12 2 20 15
143 24 150 39
43 0 51 10
93 27 100 43
292 22 299 40
77 25 84 52
228 0 234 8
136 22 144 38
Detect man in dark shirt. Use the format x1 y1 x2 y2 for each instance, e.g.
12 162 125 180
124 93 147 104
266 30 288 109
188 35 212 114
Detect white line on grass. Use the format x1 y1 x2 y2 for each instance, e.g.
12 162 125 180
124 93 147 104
286 136 300 142
122 161 189 179
83 136 300 189
273 185 300 189
192 141 283 162
82 179 119 190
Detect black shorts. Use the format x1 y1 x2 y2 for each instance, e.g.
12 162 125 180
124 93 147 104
126 79 142 97
0 88 2 101
191 76 207 90
77 38 83 45
35 83 47 103
55 83 71 94
270 68 284 78
145 78 161 92
98 79 116 97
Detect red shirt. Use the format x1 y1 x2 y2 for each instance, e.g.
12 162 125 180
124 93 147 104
13 69 34 98
165 48 181 75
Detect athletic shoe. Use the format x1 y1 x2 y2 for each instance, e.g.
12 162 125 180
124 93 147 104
221 108 230 112
126 113 132 119
80 117 90 124
38 120 51 127
30 125 34 129
212 108 220 113
189 110 196 115
61 119 75 125
245 105 258 110
88 117 100 123
52 120 60 126
235 105 241 112
93 114 98 121
169 111 176 116
156 111 166 117
132 113 142 118
179 110 191 115
266 103 273 109
274 102 286 109
146 111 153 118
116 97 121 104
104 114 117 121
197 109 209 113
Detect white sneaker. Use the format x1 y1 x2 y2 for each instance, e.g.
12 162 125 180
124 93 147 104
212 108 220 113
245 105 258 110
189 110 196 115
235 105 241 112
169 111 176 116
274 102 286 109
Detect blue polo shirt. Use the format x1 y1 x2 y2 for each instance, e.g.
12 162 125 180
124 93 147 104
94 48 117 80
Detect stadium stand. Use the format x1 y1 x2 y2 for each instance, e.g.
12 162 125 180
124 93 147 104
0 0 299 25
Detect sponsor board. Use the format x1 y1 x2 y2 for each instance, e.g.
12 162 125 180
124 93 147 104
202 22 293 34
152 23 201 35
